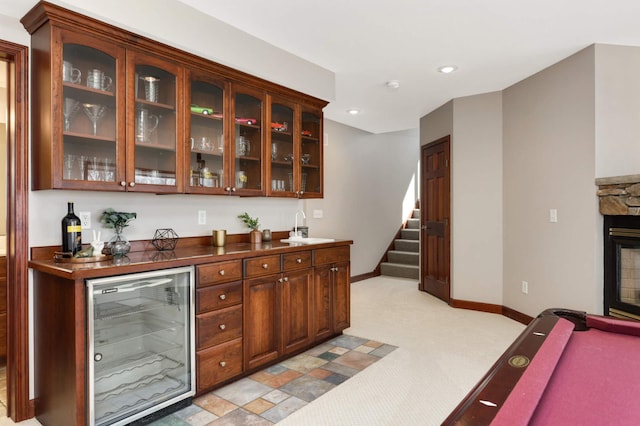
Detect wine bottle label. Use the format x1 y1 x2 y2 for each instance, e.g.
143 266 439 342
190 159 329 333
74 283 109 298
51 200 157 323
66 225 82 232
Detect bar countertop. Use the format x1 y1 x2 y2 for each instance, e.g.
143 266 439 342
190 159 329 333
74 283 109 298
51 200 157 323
29 236 353 280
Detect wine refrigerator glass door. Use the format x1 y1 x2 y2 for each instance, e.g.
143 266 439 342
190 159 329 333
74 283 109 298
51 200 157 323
87 266 195 426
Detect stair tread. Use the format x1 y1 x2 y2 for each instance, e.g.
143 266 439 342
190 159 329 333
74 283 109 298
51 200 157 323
381 262 419 269
388 250 419 255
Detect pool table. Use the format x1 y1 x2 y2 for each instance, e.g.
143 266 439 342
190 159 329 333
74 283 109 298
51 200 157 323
442 308 640 425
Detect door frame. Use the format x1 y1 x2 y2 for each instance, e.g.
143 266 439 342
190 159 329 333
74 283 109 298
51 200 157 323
419 136 451 303
1 39 31 421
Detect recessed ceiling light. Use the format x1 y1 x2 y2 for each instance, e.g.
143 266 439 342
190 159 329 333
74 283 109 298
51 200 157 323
437 65 458 74
386 80 400 89
346 108 360 115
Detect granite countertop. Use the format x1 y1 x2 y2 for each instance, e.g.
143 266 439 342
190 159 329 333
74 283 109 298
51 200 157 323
28 238 352 280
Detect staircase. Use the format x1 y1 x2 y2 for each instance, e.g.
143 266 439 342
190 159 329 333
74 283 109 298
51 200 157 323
379 207 420 279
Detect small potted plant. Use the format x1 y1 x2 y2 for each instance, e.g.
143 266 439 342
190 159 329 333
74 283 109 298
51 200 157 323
101 208 137 256
238 212 261 244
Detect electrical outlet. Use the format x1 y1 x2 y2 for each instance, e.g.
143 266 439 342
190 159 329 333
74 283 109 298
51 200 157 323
522 281 529 294
79 211 91 229
198 210 207 225
549 209 558 223
313 209 323 219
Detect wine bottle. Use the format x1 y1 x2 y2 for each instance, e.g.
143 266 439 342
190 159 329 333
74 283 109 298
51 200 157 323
62 202 82 254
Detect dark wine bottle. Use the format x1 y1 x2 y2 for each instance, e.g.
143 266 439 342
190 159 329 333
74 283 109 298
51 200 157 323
62 202 82 254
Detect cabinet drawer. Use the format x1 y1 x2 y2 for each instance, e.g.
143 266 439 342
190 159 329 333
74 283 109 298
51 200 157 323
244 255 281 278
283 251 312 271
196 338 242 392
197 260 242 287
314 246 350 266
197 281 242 313
197 305 242 350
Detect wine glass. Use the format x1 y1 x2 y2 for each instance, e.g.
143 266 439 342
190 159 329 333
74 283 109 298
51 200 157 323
82 103 107 136
63 98 80 131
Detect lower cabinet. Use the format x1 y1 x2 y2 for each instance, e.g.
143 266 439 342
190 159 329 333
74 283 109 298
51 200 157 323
243 251 314 371
313 246 351 339
192 246 350 394
196 261 243 393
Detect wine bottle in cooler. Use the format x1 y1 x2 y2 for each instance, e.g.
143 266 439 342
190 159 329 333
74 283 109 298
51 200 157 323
62 202 82 254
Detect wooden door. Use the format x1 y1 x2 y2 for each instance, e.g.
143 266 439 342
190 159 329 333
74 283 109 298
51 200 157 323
243 274 280 370
332 261 351 332
420 136 451 303
280 268 313 354
312 264 333 341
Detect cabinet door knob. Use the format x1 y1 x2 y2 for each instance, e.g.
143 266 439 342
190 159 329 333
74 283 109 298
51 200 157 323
219 270 225 276
219 324 226 330
283 276 289 282
224 186 231 192
219 361 226 367
231 187 237 192
129 182 135 187
120 181 127 187
219 294 226 300
262 263 268 269
296 258 302 263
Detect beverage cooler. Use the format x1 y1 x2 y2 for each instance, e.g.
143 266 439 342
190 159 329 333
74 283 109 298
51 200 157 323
86 266 195 426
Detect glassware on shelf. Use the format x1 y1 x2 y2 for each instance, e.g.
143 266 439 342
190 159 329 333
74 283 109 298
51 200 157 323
236 171 247 188
135 107 159 143
63 98 80 131
236 136 250 156
86 68 113 92
62 60 82 84
82 103 107 136
271 143 278 160
140 76 160 102
301 153 311 165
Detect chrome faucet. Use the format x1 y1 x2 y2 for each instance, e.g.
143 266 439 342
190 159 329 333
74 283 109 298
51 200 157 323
295 210 306 236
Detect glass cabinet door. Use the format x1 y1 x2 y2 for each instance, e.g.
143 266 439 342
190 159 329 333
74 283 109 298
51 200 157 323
300 108 324 197
268 98 296 197
59 32 125 190
127 51 183 192
232 85 264 195
186 71 227 194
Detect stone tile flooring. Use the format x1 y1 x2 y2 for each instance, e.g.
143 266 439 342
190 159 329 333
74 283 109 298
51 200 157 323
150 335 397 425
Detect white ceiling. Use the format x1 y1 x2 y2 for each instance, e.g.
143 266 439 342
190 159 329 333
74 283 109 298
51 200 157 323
175 0 640 134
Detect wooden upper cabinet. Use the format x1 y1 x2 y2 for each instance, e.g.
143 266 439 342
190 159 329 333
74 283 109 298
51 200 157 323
30 25 127 191
22 1 327 197
230 84 266 196
185 69 229 195
126 50 184 193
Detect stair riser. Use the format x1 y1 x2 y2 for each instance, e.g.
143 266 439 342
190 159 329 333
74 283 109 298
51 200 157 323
406 219 420 229
388 251 419 265
400 229 419 240
395 240 419 252
380 263 420 280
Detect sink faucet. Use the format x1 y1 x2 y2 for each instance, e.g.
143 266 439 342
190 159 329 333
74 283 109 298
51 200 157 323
295 210 306 236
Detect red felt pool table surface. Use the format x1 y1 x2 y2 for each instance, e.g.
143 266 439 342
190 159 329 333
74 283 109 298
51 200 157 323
443 309 640 425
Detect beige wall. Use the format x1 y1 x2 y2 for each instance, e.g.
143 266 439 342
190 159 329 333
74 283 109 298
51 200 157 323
420 93 504 305
452 93 503 304
306 120 420 276
594 44 640 178
503 46 600 316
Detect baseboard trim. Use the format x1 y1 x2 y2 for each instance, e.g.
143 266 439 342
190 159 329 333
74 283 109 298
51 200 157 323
351 271 379 283
450 298 533 325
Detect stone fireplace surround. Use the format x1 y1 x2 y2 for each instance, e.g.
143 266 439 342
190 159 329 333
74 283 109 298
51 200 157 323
597 174 640 320
596 174 640 215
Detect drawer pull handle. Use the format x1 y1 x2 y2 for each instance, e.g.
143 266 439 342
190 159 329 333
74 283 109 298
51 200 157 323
262 263 269 269
219 294 226 300
296 258 302 263
219 324 226 330
219 361 226 367
219 270 225 276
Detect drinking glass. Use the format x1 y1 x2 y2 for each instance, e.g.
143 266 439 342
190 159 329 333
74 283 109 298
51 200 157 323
63 98 80 131
64 154 75 179
140 76 160 102
82 103 107 136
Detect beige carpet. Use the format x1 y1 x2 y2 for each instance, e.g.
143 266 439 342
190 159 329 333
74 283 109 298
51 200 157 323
0 276 524 426
279 276 525 425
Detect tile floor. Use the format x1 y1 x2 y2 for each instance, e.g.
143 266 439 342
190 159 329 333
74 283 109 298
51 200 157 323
150 335 397 425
